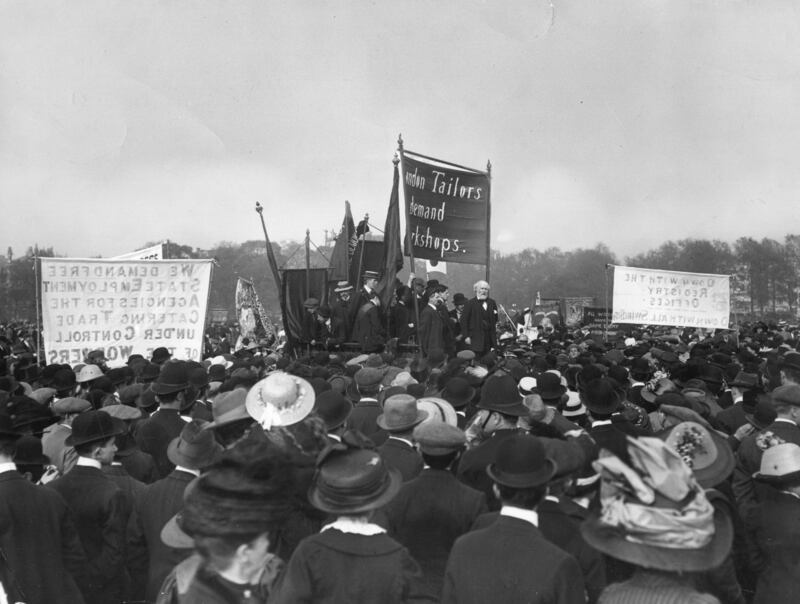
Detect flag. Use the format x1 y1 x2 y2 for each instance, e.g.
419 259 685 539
378 163 403 308
329 201 355 281
235 278 276 342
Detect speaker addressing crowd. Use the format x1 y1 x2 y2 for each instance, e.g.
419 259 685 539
2 267 800 603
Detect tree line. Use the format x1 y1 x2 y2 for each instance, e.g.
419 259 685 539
1 235 797 324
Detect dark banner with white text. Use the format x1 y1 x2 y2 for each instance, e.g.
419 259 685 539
401 150 490 266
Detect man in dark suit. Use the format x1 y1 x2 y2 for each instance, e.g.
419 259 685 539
442 433 585 604
48 410 128 604
418 285 445 357
376 394 427 481
127 419 222 603
456 375 528 508
459 280 498 356
0 414 87 604
134 361 191 478
379 420 487 599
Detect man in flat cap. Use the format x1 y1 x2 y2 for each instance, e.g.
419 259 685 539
346 367 387 445
379 420 487 599
42 396 92 475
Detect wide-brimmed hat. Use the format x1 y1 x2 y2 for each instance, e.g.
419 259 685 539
440 377 476 409
486 433 556 488
581 437 733 572
580 378 622 415
313 391 353 431
416 397 458 427
7 396 56 433
376 394 427 432
65 410 125 447
309 444 402 514
51 397 92 416
167 419 222 470
747 396 777 430
477 375 529 417
204 389 250 430
245 372 315 429
150 361 190 395
661 421 735 488
76 364 103 384
754 442 800 484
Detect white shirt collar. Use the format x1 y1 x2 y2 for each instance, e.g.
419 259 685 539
76 457 102 470
0 462 16 474
388 435 414 448
592 419 613 427
500 505 539 527
175 465 201 477
321 517 386 535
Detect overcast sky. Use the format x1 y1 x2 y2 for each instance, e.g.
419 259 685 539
2 1 799 262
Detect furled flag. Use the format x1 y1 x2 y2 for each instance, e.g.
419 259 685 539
329 201 355 281
378 162 403 308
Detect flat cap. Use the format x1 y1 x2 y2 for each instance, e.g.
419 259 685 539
355 367 385 389
772 384 800 408
52 397 92 415
99 404 142 421
413 420 466 455
456 350 476 361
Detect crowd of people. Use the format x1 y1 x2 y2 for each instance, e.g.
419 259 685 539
1 274 800 603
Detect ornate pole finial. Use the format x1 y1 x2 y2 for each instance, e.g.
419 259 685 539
397 134 404 150
486 160 492 175
255 201 263 215
393 152 399 166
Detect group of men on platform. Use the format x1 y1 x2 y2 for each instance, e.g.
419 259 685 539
299 270 500 359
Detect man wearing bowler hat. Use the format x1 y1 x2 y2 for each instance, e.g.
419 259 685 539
135 360 192 478
377 394 428 482
127 418 222 603
379 420 487 599
443 433 585 604
48 410 128 604
0 413 87 604
347 366 388 445
457 374 529 508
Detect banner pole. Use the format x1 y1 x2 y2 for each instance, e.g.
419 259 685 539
485 159 492 283
398 136 421 358
201 261 214 361
604 264 611 343
34 247 41 363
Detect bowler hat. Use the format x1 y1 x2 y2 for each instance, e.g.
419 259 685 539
14 434 49 465
246 372 315 428
535 372 566 401
453 293 467 306
309 446 401 514
150 361 190 395
106 368 128 386
477 375 529 417
313 391 352 431
580 378 622 415
167 419 222 470
728 371 760 390
0 414 22 440
748 396 777 430
65 410 125 447
7 396 56 433
486 434 556 488
780 352 800 372
440 377 475 409
376 394 427 432
151 347 172 365
139 362 161 382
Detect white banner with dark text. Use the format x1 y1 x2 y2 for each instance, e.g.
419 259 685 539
612 266 730 329
41 258 212 366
